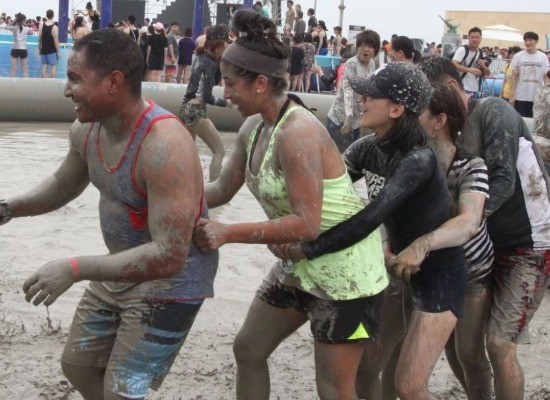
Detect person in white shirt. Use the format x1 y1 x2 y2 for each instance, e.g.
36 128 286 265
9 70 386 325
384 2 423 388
509 31 550 117
452 27 490 98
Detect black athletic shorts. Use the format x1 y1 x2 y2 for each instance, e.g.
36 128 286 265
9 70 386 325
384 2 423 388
148 57 165 71
409 261 467 318
257 279 384 344
514 100 534 118
11 49 28 59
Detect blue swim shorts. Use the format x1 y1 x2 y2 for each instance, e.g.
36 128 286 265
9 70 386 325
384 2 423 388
41 53 58 65
61 286 203 398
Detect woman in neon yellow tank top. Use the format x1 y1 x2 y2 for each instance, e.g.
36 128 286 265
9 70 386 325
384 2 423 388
193 9 388 400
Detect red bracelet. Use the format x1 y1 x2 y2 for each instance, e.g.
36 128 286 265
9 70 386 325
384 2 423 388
69 257 80 280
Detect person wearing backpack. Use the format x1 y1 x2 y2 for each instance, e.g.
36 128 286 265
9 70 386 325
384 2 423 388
452 27 490 98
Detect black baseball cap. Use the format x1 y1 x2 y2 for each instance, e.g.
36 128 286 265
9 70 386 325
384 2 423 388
349 62 432 115
207 25 231 42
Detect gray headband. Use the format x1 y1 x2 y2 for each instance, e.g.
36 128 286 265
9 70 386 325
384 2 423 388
221 43 288 79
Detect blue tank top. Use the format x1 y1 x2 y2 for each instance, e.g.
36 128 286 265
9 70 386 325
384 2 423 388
85 100 219 301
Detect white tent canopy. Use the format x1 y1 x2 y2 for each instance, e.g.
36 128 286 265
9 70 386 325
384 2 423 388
482 24 524 42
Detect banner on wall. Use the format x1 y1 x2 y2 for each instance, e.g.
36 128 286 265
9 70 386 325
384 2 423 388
347 25 366 44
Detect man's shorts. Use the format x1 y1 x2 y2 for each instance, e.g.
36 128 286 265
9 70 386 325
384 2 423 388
488 248 550 342
61 287 203 398
409 261 467 318
256 278 384 344
165 58 176 74
514 100 534 118
41 53 58 65
10 49 28 59
179 101 206 127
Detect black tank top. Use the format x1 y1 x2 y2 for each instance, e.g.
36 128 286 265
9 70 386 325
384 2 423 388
40 23 56 55
129 28 139 43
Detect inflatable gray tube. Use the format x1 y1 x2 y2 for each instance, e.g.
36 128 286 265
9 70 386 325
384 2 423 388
0 78 335 131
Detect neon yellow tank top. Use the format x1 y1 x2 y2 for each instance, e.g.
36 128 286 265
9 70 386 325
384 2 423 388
245 105 388 300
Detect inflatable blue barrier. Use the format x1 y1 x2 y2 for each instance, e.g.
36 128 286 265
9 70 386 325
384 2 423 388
0 32 72 78
308 55 342 93
481 74 504 97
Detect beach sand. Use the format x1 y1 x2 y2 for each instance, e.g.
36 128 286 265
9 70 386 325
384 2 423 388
0 123 548 399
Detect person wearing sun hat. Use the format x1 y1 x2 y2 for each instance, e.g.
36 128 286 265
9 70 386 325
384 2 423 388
290 61 468 400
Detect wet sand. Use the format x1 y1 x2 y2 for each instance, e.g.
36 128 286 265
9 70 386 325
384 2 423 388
0 122 549 399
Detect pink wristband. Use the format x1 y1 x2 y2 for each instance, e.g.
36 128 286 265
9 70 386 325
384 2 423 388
69 257 80 280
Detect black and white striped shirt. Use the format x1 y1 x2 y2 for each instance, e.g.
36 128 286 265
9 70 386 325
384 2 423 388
447 150 494 281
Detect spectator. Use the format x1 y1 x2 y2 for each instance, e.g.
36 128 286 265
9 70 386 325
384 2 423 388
67 13 78 33
139 23 152 80
177 27 195 84
179 25 231 182
500 46 522 102
84 1 100 31
39 9 60 78
509 31 550 117
340 37 348 52
306 8 317 33
300 32 316 93
253 1 269 18
326 29 379 152
284 0 295 32
289 34 304 91
312 49 355 91
380 40 390 65
195 25 211 51
333 26 342 56
313 20 328 55
123 15 140 43
146 22 168 82
71 16 88 44
226 4 236 29
261 0 271 18
165 22 180 83
389 35 420 64
452 27 491 98
6 13 30 77
294 10 305 37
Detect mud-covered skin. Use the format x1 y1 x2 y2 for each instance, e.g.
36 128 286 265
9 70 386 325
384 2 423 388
16 46 209 306
183 52 226 107
243 106 387 300
462 96 550 251
302 135 464 272
85 103 219 300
